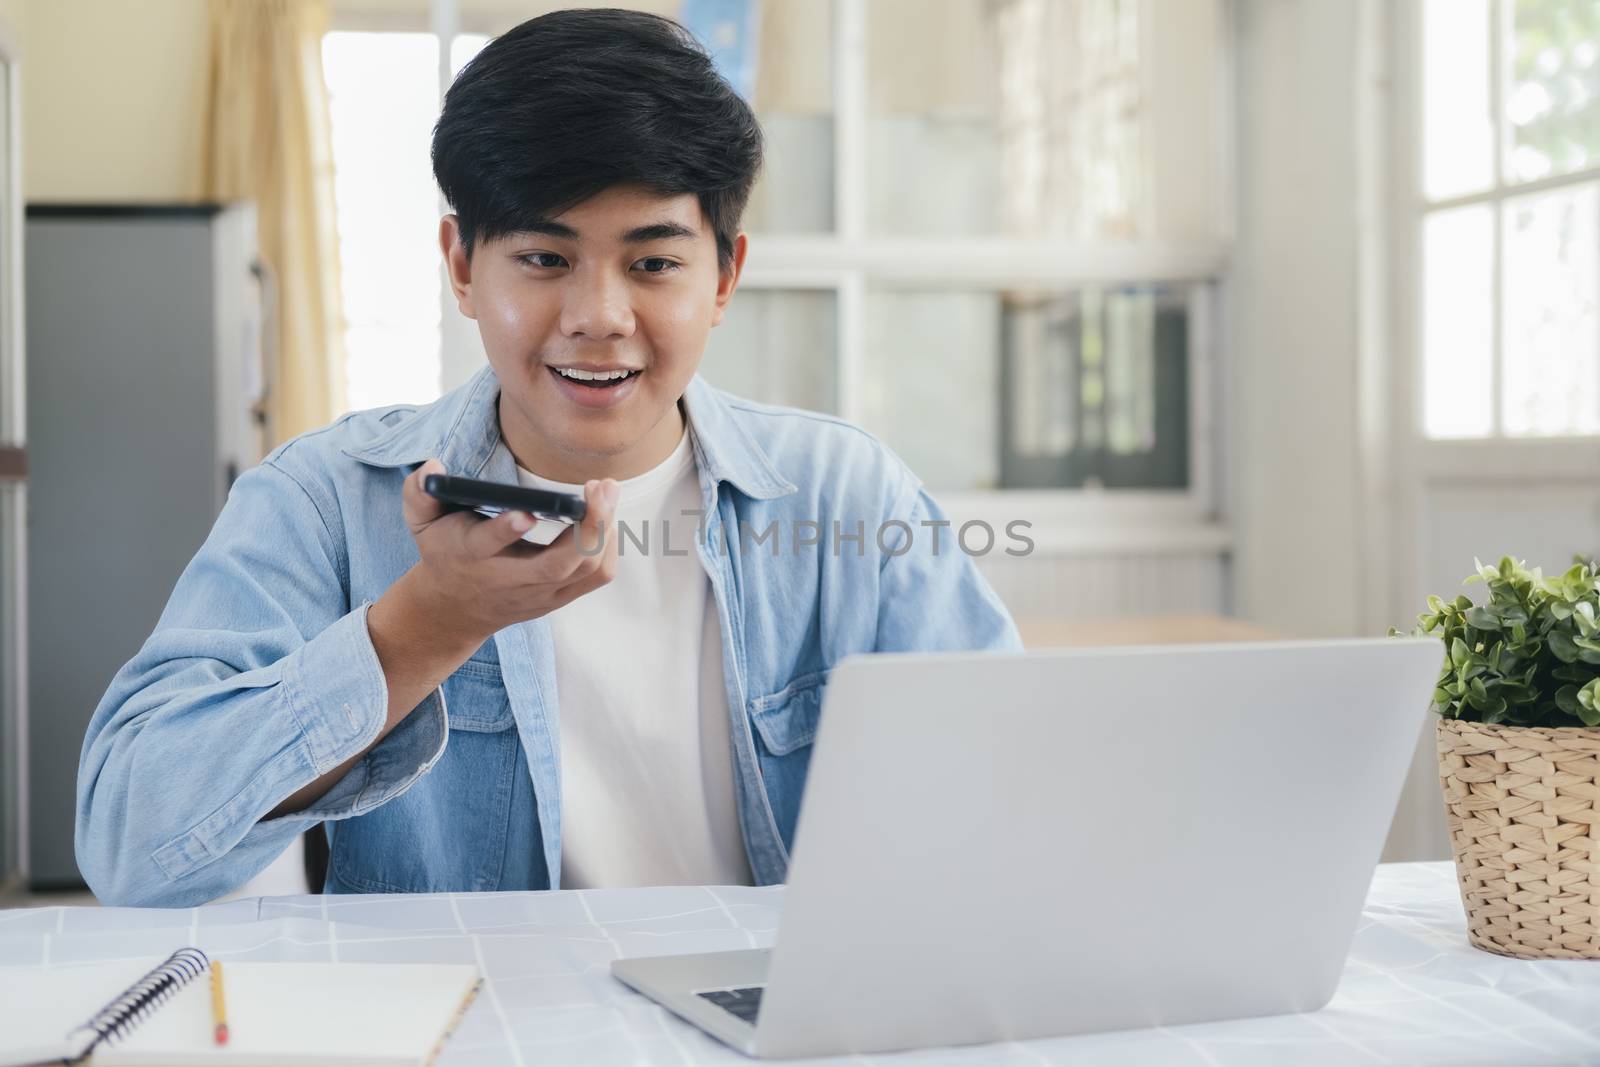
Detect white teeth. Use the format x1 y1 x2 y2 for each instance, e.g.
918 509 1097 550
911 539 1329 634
556 367 635 382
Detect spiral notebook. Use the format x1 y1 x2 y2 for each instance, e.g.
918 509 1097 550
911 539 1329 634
0 949 481 1066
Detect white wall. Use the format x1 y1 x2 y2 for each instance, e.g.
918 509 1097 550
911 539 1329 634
1230 0 1448 862
1229 0 1366 642
20 0 211 202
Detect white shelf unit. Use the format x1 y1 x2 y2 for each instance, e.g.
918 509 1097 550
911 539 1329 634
416 0 1235 572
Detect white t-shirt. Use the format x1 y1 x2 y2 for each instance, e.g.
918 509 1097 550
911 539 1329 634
515 424 753 889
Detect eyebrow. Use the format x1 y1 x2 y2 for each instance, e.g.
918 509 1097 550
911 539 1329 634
512 220 699 244
620 221 698 243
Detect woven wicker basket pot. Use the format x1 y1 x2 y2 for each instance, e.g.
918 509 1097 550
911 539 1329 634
1437 717 1600 959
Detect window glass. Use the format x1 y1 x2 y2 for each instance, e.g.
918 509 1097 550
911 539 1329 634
861 284 1193 491
867 0 1148 240
1502 182 1600 436
699 288 837 412
1423 205 1495 438
1423 0 1494 200
324 31 445 411
1507 0 1600 183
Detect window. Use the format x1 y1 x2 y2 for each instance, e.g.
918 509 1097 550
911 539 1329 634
1420 0 1600 440
325 0 1225 503
323 31 446 412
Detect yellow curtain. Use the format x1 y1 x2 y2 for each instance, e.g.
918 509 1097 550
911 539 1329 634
203 0 346 449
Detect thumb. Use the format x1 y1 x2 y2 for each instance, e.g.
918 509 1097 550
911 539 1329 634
576 477 619 549
402 458 450 533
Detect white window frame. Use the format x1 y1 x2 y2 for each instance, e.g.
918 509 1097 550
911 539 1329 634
1400 0 1600 483
0 13 25 891
330 0 1235 554
1385 0 1600 643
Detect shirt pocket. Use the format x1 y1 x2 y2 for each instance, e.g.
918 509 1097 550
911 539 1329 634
328 651 519 894
440 654 515 732
748 669 829 756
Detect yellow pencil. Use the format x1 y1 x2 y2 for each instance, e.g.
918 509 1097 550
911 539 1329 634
210 960 229 1046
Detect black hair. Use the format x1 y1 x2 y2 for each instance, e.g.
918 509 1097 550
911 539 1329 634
431 8 764 272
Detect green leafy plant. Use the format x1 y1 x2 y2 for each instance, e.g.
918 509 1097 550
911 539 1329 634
1391 555 1600 727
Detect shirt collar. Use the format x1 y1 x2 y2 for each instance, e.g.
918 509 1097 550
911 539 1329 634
340 364 797 501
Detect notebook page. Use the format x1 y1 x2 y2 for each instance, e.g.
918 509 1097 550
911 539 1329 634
97 962 481 1067
0 962 153 1067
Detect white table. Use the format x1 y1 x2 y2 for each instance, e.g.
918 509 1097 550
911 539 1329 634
2 862 1597 1065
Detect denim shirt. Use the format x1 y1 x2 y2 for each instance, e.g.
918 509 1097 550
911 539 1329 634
76 365 1022 906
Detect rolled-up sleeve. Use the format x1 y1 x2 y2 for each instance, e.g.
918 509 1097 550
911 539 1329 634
76 459 447 907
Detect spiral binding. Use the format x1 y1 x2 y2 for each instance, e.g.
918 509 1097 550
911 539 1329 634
68 947 210 1051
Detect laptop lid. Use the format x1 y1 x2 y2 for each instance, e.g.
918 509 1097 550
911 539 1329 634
753 638 1441 1059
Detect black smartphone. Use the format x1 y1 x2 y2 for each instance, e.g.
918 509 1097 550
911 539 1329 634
423 474 587 522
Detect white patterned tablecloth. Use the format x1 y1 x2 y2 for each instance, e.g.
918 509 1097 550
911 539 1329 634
2 862 1599 1065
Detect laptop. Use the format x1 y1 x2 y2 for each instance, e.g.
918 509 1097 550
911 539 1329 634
612 637 1443 1059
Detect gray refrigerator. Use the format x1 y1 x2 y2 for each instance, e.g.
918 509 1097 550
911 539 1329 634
24 203 267 888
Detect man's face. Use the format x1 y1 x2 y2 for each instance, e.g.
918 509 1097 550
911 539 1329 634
441 184 746 481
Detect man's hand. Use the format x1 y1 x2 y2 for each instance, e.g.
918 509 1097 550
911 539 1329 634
265 461 619 819
396 458 621 647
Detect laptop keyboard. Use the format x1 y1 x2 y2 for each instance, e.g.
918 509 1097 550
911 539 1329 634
697 986 765 1024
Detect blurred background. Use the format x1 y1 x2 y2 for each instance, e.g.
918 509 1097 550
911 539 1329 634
1 0 1598 900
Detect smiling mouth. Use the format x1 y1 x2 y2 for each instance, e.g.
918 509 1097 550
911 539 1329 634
548 366 642 389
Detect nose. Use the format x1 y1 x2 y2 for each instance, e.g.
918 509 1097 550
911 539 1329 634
559 265 635 341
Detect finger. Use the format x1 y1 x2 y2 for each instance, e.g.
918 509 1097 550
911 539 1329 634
402 459 450 533
462 505 544 560
494 536 553 563
554 491 620 595
527 479 618 585
579 477 618 543
551 544 617 604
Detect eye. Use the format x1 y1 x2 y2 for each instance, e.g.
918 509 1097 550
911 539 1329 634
516 252 567 269
634 257 680 275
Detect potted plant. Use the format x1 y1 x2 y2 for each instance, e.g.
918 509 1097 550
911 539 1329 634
1395 555 1600 959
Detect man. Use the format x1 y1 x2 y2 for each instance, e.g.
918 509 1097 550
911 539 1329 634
77 8 1019 907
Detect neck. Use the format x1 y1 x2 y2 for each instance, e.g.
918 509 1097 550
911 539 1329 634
501 397 686 484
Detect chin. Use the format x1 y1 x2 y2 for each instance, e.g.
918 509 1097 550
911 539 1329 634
555 419 640 455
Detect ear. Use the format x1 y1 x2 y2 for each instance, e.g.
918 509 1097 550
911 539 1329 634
439 214 477 320
710 232 749 327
